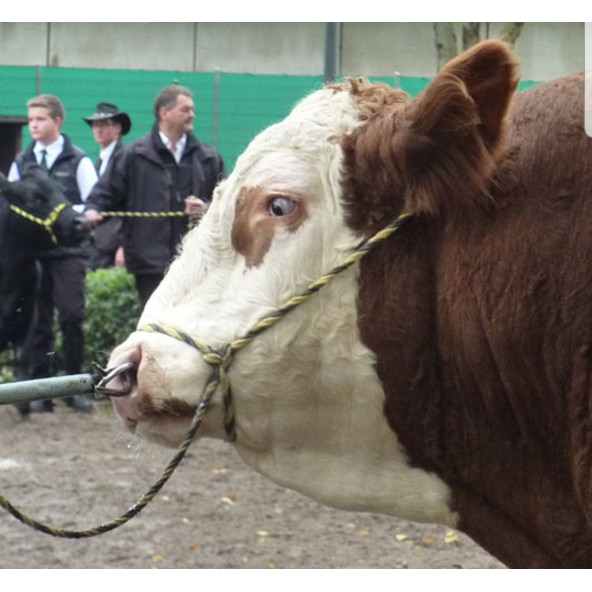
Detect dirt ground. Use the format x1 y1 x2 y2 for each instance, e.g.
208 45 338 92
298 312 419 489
0 398 505 570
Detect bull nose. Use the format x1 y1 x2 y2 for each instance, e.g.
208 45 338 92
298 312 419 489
96 361 137 398
74 215 91 238
105 346 143 433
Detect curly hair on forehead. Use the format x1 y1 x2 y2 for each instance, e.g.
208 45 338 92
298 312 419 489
27 94 65 122
154 85 193 120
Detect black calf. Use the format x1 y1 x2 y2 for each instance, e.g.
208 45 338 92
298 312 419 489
0 165 90 384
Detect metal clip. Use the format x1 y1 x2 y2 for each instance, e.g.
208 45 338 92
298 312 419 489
93 362 135 398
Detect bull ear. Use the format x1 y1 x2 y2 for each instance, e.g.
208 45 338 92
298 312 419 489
20 162 45 180
396 40 519 215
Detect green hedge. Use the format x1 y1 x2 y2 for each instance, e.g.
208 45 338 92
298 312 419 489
82 267 142 372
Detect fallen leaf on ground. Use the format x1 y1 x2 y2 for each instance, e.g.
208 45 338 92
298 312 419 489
444 530 459 544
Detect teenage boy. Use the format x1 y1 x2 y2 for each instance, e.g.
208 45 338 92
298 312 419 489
9 94 98 414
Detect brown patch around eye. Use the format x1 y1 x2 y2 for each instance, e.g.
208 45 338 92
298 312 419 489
231 186 307 268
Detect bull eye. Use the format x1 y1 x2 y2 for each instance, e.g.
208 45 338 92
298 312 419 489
268 196 296 217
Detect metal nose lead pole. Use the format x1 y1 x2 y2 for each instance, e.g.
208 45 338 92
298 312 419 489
0 362 135 406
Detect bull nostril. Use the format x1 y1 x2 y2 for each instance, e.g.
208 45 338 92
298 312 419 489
100 344 143 397
95 361 138 398
73 216 91 237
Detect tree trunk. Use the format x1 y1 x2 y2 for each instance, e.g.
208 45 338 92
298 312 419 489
433 22 524 70
462 23 481 50
499 23 524 48
433 23 458 70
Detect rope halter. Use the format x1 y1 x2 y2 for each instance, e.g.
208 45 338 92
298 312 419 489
138 326 237 440
9 202 68 245
137 211 415 442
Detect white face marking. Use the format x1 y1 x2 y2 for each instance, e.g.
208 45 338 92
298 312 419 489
110 87 455 526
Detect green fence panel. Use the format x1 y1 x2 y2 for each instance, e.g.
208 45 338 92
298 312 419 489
38 68 217 163
216 73 323 168
0 65 38 116
0 65 542 171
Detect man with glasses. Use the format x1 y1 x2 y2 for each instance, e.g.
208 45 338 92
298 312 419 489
83 103 132 269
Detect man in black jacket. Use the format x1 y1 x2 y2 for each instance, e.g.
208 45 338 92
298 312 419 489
8 94 98 413
85 85 226 306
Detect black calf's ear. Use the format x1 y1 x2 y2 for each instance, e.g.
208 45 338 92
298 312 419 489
397 40 520 215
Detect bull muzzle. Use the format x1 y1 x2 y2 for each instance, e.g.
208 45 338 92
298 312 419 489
73 215 92 240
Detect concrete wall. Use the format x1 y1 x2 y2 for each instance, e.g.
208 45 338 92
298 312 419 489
0 22 585 82
341 22 584 80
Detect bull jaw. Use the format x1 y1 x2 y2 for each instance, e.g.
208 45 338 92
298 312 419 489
229 367 456 526
234 431 457 527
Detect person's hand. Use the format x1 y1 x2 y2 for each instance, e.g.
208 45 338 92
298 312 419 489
184 195 208 217
114 246 125 268
84 209 103 226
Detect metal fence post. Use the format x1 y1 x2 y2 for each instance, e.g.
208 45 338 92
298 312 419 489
213 67 220 148
36 63 42 95
324 23 342 84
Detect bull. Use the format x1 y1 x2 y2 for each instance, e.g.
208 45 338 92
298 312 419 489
104 41 592 568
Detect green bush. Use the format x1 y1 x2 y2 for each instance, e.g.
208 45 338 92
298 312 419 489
82 267 142 372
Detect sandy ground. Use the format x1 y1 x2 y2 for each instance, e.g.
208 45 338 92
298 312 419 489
0 399 504 570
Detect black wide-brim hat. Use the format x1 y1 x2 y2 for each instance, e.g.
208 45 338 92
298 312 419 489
83 102 131 135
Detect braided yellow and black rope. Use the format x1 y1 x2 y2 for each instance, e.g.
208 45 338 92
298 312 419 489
0 211 412 538
9 203 67 245
100 211 186 219
99 210 200 229
230 212 413 349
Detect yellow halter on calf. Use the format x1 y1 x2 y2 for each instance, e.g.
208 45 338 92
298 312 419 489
9 202 68 245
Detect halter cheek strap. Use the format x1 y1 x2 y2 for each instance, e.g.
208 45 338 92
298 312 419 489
8 202 68 245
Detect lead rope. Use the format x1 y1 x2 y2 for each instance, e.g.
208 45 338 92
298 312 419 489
99 203 203 229
0 345 230 538
0 211 412 538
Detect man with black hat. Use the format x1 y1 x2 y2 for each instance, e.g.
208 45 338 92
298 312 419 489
84 102 131 176
83 102 132 269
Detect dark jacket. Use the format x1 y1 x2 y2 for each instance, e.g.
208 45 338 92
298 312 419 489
14 135 89 259
86 125 226 275
90 140 125 267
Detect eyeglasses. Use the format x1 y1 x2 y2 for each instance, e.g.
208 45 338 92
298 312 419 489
92 120 114 129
